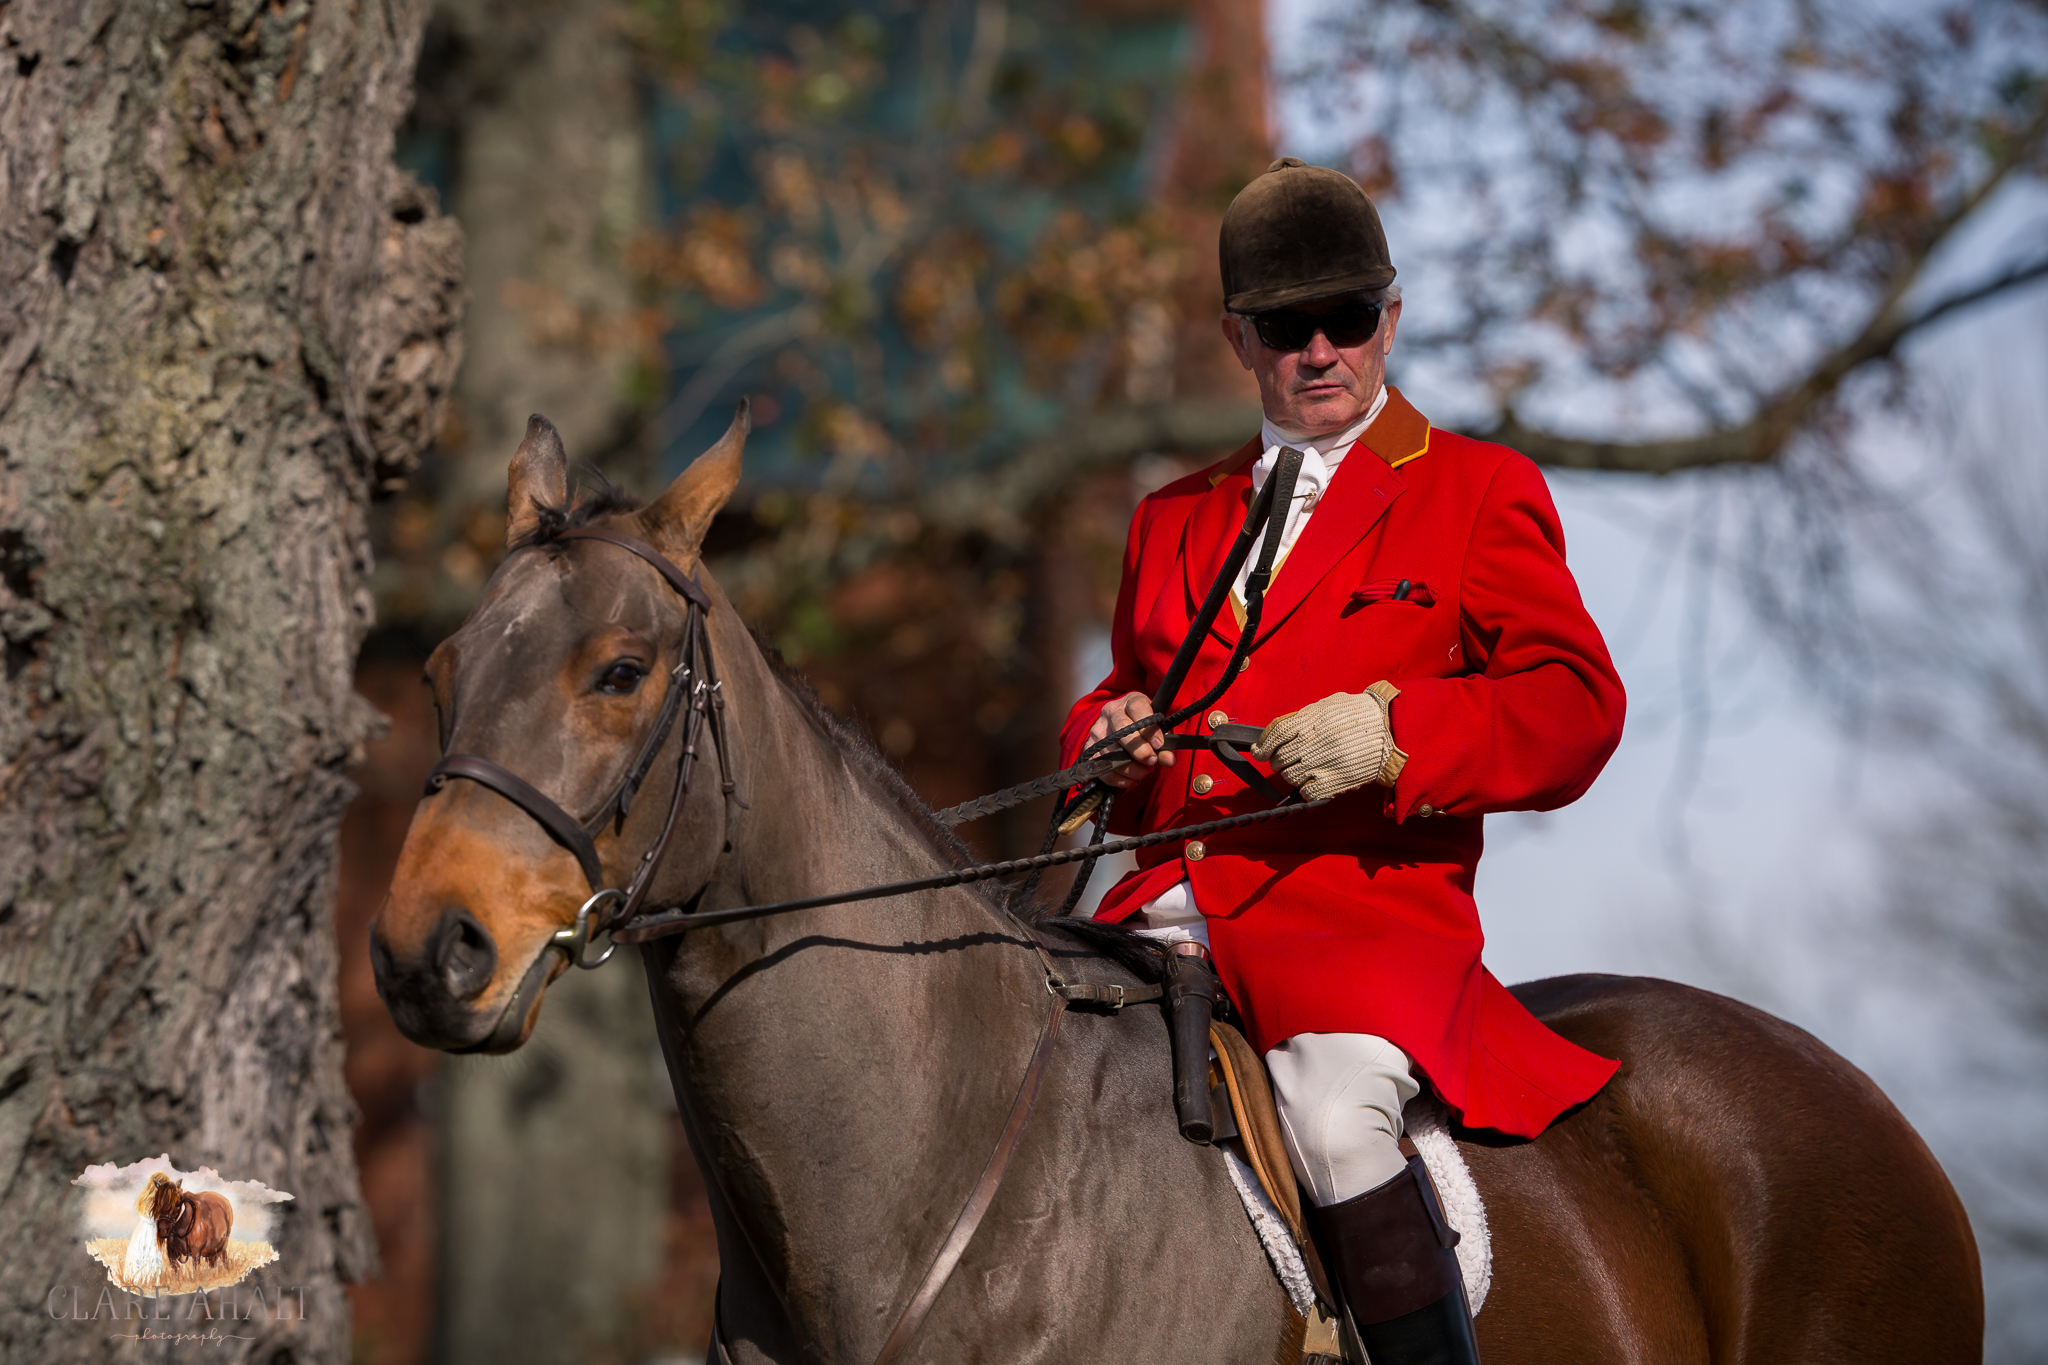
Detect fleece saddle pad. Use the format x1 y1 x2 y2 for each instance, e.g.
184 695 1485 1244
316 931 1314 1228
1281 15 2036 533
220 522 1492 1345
1209 1022 1492 1330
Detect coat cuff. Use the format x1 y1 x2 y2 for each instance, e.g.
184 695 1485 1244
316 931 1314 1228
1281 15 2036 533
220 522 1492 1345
1366 680 1409 785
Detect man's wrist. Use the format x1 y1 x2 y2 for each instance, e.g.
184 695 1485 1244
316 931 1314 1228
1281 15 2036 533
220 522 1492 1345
1365 680 1408 785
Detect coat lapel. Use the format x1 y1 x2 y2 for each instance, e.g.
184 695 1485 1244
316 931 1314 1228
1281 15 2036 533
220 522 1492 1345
1172 387 1434 652
1249 445 1404 644
1179 437 1261 647
1251 387 1432 645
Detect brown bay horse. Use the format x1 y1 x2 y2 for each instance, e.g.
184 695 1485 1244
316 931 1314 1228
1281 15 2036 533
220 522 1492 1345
146 1173 234 1270
370 409 1981 1363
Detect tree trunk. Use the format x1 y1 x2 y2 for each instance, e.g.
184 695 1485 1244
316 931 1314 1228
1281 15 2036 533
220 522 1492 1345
0 1 459 1361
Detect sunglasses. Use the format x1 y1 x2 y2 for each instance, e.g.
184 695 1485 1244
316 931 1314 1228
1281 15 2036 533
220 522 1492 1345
1248 299 1383 352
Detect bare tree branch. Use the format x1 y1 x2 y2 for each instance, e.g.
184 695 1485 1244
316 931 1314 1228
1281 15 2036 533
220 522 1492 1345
1483 254 2048 474
1480 97 2048 475
922 396 1263 540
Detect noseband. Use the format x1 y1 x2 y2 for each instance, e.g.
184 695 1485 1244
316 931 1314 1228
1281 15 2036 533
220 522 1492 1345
423 527 742 970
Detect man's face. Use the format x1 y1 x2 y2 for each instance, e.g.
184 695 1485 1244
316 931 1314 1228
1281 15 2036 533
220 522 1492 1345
1221 293 1401 438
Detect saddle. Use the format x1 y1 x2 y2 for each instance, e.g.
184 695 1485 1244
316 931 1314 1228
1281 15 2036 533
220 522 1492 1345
1207 1019 1354 1362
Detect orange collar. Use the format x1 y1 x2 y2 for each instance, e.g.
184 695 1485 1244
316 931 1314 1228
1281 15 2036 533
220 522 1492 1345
1207 386 1431 487
1362 386 1431 469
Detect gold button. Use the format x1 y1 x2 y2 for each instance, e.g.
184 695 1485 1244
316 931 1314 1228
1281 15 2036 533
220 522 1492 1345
1418 804 1435 818
1192 774 1213 795
1186 840 1206 861
1238 657 1251 673
1207 710 1228 728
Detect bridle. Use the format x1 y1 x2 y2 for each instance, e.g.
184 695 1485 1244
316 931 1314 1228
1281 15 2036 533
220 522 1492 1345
415 447 1318 1363
418 518 1078 1365
423 526 744 973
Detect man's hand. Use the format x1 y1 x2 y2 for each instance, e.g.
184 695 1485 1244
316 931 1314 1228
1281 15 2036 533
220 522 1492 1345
1253 685 1405 801
1087 692 1177 789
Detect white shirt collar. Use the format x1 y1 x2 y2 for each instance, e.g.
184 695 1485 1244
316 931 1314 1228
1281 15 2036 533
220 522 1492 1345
1231 385 1390 604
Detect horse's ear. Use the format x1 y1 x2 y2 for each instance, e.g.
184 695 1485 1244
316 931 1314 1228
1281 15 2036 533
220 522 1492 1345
506 414 570 548
642 400 749 565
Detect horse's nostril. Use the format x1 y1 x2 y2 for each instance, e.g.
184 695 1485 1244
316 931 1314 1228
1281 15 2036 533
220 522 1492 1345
368 925 397 990
433 908 498 1001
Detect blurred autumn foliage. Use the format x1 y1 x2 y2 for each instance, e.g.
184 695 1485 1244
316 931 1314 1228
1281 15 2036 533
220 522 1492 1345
341 1 2048 1360
372 0 1271 840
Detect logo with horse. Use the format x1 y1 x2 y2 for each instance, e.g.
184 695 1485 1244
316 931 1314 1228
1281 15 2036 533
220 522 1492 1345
73 1156 291 1296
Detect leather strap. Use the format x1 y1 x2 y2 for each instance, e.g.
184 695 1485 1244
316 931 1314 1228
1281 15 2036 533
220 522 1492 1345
1161 724 1291 804
556 527 712 610
932 754 1131 828
612 795 1326 942
871 994 1064 1364
708 1291 736 1365
427 753 605 890
599 656 691 831
1052 981 1163 1010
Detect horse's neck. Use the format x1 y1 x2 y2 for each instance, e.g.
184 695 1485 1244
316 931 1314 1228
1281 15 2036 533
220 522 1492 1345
649 616 1051 1341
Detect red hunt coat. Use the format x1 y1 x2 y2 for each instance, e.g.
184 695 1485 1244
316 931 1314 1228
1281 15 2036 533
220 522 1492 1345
1060 387 1625 1138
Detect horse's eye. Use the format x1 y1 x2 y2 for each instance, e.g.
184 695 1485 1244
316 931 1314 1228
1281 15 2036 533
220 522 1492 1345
597 661 646 696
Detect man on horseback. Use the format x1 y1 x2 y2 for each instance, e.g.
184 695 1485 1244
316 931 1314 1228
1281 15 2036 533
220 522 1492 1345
1062 157 1627 1364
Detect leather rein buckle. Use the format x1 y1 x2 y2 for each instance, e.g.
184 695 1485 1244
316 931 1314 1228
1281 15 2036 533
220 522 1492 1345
1159 721 1291 804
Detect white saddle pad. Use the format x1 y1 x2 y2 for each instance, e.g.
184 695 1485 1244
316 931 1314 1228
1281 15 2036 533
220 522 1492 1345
1223 1096 1492 1319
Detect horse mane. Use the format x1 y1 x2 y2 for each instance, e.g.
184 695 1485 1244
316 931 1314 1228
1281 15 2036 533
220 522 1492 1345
508 471 645 551
745 635 1167 986
1029 912 1167 983
136 1172 172 1216
746 630 985 872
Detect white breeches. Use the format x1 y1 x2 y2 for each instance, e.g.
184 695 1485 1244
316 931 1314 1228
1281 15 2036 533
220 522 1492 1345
1265 1031 1417 1204
1129 882 1418 1206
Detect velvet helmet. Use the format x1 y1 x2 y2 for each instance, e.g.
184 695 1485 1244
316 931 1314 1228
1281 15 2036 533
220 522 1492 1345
1218 157 1395 314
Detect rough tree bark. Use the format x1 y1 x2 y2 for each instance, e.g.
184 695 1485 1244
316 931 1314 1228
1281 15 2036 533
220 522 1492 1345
0 2 459 1361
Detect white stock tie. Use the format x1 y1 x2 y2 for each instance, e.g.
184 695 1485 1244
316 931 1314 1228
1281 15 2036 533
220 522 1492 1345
1234 443 1331 603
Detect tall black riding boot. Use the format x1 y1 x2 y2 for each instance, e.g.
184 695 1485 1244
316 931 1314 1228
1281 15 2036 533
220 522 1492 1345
1307 1154 1480 1365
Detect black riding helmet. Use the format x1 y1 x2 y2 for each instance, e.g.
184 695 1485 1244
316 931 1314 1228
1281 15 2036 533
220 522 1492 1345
1219 157 1396 315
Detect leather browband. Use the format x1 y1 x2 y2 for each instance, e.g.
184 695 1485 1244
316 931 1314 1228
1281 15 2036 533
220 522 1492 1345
554 527 712 610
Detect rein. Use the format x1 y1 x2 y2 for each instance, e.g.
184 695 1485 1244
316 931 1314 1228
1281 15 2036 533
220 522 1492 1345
423 448 1315 1363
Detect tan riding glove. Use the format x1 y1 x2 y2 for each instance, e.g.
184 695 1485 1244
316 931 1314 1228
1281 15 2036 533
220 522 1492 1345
1252 681 1408 802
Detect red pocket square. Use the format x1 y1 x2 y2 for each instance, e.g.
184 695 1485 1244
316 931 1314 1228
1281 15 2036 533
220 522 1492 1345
1351 578 1436 607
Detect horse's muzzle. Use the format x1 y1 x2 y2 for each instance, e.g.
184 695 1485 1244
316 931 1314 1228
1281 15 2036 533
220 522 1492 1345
370 908 558 1052
453 947 564 1054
